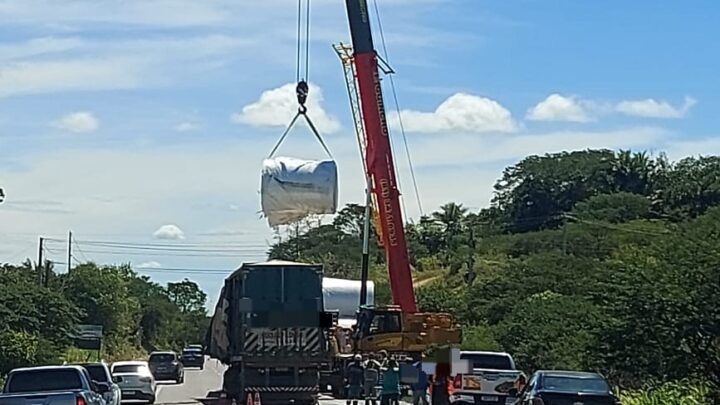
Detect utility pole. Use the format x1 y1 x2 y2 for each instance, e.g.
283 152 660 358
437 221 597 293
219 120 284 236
37 237 44 285
45 259 51 288
562 214 568 255
359 176 372 307
67 231 73 273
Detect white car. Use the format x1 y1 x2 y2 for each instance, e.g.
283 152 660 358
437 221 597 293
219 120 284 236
111 361 156 404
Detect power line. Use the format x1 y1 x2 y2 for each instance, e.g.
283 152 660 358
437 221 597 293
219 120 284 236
76 249 264 258
45 238 268 248
372 0 424 216
133 266 233 274
73 242 268 253
73 239 92 263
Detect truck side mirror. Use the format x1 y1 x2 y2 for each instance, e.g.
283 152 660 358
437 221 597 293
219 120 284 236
238 298 252 313
95 382 110 393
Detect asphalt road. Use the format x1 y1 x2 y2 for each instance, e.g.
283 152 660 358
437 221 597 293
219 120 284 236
151 357 398 405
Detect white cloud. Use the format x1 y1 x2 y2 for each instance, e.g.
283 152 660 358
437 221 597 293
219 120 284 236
391 93 518 134
231 82 341 133
0 36 84 60
0 59 142 98
153 224 185 240
175 122 199 132
616 96 696 119
137 261 162 269
526 94 593 122
52 112 99 133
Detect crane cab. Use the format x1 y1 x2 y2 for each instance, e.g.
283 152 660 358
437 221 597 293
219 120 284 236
353 305 462 353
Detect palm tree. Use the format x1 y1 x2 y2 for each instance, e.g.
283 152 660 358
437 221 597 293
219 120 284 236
432 202 469 266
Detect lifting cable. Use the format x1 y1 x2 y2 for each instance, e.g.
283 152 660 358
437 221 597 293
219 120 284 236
267 0 333 160
372 0 424 217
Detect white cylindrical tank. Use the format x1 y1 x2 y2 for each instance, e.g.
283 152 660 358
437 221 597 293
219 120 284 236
322 277 374 323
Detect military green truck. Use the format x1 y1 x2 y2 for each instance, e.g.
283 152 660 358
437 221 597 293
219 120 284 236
205 260 334 405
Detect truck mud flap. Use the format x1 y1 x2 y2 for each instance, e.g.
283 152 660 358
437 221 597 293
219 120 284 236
244 386 319 392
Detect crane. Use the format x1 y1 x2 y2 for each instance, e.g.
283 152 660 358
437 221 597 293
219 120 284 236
337 0 461 353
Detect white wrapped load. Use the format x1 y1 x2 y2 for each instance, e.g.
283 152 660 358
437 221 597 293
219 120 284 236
323 277 375 326
261 156 338 227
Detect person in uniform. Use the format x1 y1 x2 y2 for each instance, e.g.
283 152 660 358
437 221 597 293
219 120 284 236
411 362 430 405
345 354 366 405
363 355 381 405
380 359 401 405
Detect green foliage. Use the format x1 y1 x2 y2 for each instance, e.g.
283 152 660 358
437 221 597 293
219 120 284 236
572 192 653 223
620 380 711 405
264 148 720 397
0 261 209 376
459 325 501 352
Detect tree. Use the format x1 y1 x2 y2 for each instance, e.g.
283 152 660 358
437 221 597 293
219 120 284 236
571 192 653 223
61 264 139 338
659 156 720 219
167 279 207 315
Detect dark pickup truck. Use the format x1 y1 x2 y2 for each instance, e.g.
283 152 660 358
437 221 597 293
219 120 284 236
513 370 621 405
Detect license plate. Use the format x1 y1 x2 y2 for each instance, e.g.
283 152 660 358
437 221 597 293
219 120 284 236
122 391 134 396
481 396 498 401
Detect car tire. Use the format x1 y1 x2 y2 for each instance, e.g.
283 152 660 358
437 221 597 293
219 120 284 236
149 396 156 404
200 364 204 371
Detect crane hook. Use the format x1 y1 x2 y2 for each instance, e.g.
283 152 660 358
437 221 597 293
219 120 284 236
296 81 309 114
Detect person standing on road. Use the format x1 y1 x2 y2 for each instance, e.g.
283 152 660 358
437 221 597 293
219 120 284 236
411 362 430 405
380 359 401 405
363 356 381 405
430 363 451 405
346 354 366 405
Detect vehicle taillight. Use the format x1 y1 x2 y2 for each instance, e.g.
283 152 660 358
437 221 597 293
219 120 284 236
452 374 462 389
76 396 87 405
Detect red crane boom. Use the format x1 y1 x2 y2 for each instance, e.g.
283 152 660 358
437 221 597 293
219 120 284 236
344 0 417 313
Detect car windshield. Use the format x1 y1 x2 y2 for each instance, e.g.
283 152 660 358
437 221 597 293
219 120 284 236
7 369 83 393
149 353 176 363
460 353 513 370
183 349 201 355
543 376 609 392
113 364 148 374
82 365 108 382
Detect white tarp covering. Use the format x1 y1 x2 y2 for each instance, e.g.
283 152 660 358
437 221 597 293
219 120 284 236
261 157 338 227
323 277 374 325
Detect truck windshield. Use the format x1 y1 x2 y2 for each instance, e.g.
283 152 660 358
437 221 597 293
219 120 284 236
82 365 109 382
7 369 83 393
460 353 514 370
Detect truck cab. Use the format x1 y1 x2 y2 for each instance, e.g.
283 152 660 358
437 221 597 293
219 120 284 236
450 351 523 405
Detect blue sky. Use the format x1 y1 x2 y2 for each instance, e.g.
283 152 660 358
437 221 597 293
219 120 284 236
1 0 718 307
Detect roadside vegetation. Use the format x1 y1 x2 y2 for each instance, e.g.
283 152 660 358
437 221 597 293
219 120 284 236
0 262 209 379
2 148 717 403
269 149 720 403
